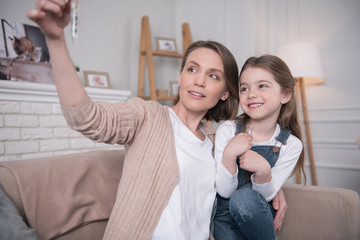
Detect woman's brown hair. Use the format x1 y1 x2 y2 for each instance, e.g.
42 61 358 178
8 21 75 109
174 40 239 122
237 55 306 184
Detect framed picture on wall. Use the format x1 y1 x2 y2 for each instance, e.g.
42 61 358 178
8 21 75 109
155 37 178 53
84 71 111 88
1 19 14 58
169 81 179 96
1 18 50 62
0 18 52 82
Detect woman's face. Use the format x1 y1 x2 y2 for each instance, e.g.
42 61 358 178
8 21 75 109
177 48 229 115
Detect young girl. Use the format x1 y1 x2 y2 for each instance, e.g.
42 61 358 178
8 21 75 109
213 55 306 240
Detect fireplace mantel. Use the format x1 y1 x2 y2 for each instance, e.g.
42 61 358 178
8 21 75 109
0 81 131 103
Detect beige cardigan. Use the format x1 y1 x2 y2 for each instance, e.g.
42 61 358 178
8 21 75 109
61 96 215 239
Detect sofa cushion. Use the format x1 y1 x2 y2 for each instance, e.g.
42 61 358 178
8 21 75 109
277 184 360 240
0 149 125 240
0 185 39 240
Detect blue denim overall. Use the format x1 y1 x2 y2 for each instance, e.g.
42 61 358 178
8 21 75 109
213 123 290 240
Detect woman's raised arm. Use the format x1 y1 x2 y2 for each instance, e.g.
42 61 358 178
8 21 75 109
27 0 87 106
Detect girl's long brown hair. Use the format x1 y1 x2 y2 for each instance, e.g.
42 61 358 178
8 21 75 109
236 55 306 184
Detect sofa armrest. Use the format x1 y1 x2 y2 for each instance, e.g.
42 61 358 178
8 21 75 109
0 149 125 240
277 184 360 240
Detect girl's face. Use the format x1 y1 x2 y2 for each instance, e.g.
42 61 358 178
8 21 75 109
239 67 291 123
177 48 229 115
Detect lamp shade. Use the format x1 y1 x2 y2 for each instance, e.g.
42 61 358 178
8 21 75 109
277 42 325 85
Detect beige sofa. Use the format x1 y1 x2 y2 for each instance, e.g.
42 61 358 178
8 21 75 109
0 149 359 240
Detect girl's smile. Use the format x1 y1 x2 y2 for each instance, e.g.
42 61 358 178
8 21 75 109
248 102 264 108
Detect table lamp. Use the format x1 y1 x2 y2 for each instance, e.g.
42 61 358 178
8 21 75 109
277 42 325 185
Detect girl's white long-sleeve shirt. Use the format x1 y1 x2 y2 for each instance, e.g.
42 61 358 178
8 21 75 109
214 120 302 201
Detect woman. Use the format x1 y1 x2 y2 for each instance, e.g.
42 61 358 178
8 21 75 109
26 1 286 239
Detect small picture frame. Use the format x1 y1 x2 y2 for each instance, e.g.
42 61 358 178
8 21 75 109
169 81 179 96
155 37 178 53
84 71 111 88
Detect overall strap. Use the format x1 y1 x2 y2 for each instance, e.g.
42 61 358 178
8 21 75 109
275 128 291 145
235 122 243 135
235 122 243 167
272 128 290 153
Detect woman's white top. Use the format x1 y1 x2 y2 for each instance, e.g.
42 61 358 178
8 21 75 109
151 108 216 240
214 120 302 201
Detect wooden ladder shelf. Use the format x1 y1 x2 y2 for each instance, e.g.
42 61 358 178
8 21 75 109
137 16 192 101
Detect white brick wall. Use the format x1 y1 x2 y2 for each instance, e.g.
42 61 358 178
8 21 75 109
0 101 125 161
0 100 124 161
0 81 131 162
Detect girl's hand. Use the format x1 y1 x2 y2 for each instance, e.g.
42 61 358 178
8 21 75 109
26 0 71 40
238 150 271 183
224 133 252 159
221 133 252 174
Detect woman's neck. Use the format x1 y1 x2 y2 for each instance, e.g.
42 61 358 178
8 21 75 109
171 104 205 140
